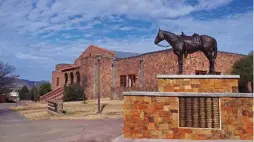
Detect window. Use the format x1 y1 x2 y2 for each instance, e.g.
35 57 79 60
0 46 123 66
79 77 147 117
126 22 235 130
56 77 59 87
120 75 127 87
179 97 220 128
196 70 207 75
128 74 136 87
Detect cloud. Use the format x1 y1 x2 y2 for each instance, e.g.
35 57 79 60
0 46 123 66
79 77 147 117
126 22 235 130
156 12 253 54
0 0 234 35
15 53 50 60
0 0 252 81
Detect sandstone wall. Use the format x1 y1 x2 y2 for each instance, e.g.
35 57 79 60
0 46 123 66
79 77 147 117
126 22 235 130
52 46 245 99
124 95 253 140
158 78 239 93
114 50 244 97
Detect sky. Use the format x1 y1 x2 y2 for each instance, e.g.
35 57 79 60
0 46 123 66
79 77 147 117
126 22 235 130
0 0 253 81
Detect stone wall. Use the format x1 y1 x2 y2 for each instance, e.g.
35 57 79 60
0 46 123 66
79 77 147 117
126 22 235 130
52 45 115 99
79 45 114 99
52 45 245 99
48 99 63 114
123 94 253 140
158 75 239 93
115 50 244 97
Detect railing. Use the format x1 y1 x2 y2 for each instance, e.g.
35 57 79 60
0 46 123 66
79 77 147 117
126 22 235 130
40 87 64 102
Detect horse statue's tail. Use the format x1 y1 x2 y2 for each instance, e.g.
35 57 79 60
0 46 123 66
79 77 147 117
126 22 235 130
214 40 217 59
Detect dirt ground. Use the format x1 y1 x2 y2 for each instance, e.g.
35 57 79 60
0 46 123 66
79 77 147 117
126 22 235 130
11 98 124 120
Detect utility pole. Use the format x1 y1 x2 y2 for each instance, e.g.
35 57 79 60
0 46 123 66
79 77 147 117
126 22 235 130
93 54 114 114
93 60 97 100
96 55 101 114
112 59 116 99
34 82 36 102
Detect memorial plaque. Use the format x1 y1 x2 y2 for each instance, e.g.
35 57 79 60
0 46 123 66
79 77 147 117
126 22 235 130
179 97 220 128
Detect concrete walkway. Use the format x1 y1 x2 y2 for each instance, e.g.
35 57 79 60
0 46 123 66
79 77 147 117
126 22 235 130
0 103 123 142
0 103 252 142
111 135 253 142
0 103 28 124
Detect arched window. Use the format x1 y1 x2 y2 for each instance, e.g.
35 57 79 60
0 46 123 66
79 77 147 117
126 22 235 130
64 73 68 85
70 72 74 84
76 71 80 84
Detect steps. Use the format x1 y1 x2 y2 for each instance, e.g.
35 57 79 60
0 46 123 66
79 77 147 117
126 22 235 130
40 87 64 102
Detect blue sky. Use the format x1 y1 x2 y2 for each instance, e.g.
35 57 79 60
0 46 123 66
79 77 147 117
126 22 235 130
0 0 253 81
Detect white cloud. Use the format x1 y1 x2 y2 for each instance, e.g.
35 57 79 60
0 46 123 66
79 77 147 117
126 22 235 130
15 53 50 60
156 12 253 54
0 0 234 35
0 0 252 81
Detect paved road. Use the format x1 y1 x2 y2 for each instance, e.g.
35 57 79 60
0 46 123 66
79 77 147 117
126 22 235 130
1 104 252 142
0 103 123 142
0 103 28 124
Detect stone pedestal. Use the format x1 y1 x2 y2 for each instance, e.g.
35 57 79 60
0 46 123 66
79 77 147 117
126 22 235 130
157 75 239 93
122 74 253 140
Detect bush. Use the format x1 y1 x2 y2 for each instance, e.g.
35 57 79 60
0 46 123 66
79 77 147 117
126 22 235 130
39 83 52 96
30 87 40 101
19 85 31 100
231 52 253 92
63 84 84 102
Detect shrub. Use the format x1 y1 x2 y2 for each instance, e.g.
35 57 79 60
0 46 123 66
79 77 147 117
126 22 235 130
19 85 31 100
30 87 40 101
231 52 253 92
39 83 52 96
63 84 84 102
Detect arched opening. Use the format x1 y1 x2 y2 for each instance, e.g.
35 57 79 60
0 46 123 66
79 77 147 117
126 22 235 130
70 72 74 84
64 73 68 85
76 71 80 84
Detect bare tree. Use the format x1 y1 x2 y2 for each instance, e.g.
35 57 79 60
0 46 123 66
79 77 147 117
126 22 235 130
0 61 18 94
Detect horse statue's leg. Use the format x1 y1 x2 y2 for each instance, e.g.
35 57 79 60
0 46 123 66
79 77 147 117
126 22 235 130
177 54 183 74
204 52 215 74
209 59 215 74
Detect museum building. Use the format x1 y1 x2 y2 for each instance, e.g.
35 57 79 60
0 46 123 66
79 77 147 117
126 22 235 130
48 45 245 100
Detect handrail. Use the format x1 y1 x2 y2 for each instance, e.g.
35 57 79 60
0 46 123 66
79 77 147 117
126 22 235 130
40 87 64 101
40 87 63 99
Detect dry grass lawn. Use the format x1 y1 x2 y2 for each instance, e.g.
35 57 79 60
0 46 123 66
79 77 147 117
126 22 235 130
11 98 124 120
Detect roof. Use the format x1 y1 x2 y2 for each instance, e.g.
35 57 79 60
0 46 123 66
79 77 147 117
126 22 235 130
74 45 115 63
116 48 247 61
113 51 141 59
116 48 173 61
61 65 80 72
89 45 115 55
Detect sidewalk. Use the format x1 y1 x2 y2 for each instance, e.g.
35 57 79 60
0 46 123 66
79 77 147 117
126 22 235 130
111 134 253 142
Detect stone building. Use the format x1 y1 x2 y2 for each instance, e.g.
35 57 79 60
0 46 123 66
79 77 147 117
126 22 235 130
51 45 245 100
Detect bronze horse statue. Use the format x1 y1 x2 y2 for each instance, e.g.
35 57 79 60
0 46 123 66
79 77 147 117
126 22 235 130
154 29 217 74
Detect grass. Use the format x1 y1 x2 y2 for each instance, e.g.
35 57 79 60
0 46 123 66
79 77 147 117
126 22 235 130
11 98 124 120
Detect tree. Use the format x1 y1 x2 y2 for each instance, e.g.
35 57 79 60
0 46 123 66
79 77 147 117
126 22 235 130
231 52 253 92
19 85 30 100
30 87 39 101
63 83 84 102
39 83 52 96
0 61 18 94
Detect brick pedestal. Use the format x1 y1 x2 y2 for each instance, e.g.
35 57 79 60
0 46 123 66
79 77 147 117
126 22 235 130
157 75 239 93
123 75 253 140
